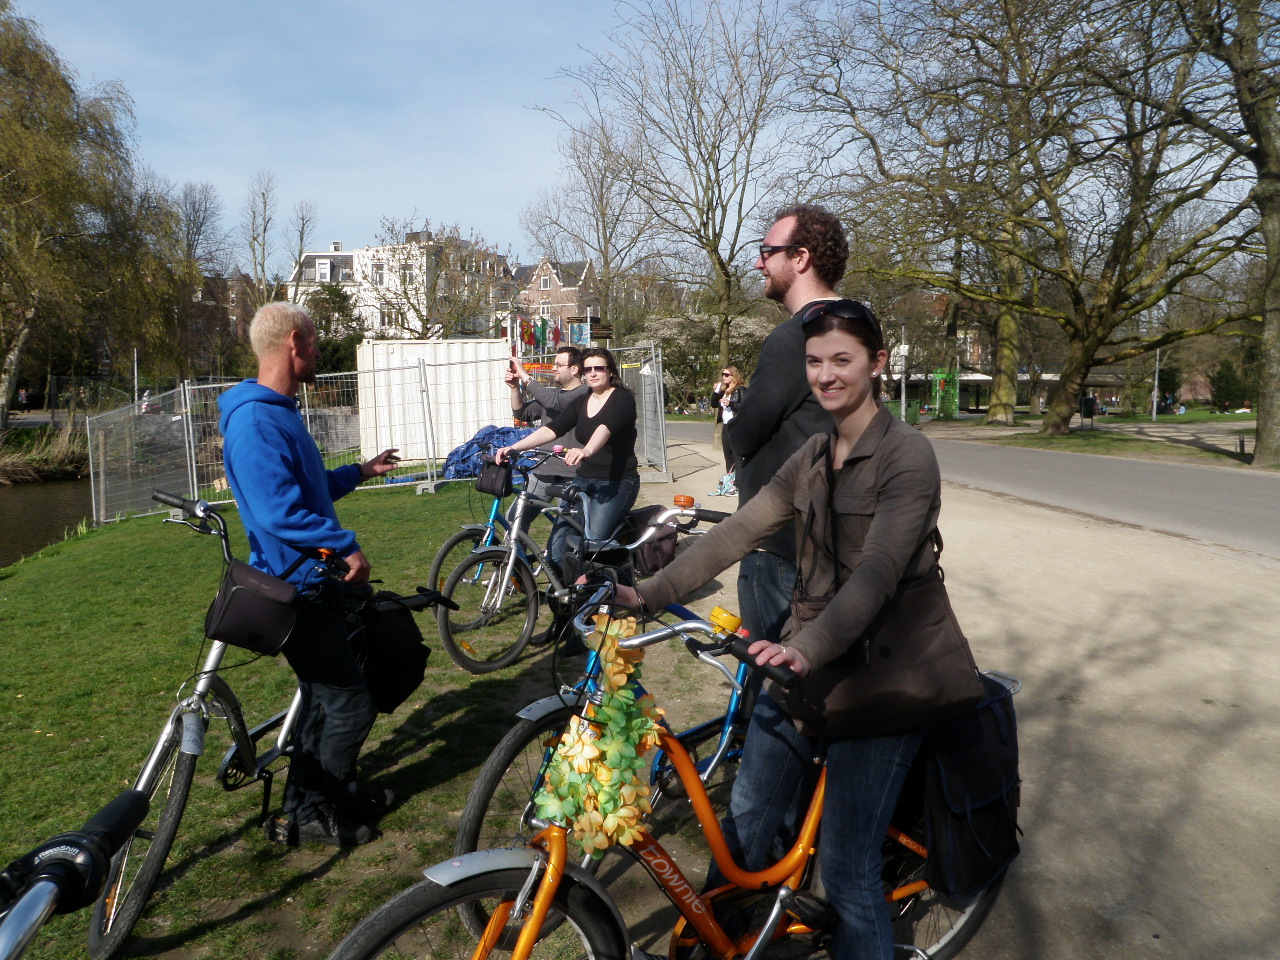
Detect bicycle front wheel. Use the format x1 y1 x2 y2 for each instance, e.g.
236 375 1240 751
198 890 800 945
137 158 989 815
428 528 488 593
88 724 200 959
438 548 538 673
455 705 579 857
328 867 628 960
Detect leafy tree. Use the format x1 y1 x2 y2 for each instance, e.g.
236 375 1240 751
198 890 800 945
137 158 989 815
0 3 136 431
306 283 362 373
1210 358 1253 409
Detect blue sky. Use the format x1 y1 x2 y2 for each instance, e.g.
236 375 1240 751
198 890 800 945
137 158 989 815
25 1 621 266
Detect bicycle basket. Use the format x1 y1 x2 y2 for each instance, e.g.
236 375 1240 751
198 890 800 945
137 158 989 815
204 560 297 656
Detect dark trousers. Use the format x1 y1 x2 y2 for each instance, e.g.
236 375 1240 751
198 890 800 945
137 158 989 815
280 586 376 825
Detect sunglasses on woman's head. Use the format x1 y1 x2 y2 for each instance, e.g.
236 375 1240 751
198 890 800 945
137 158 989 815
798 298 885 350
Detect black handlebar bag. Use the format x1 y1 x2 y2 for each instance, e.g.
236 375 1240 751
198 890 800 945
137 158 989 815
204 560 298 656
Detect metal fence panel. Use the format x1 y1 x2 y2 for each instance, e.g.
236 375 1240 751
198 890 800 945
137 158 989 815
87 387 194 522
86 346 668 523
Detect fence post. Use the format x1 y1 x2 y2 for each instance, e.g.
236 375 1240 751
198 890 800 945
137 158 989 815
417 358 438 486
182 380 199 499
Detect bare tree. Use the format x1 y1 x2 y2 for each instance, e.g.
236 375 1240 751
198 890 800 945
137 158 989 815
797 0 1258 433
521 118 670 338
286 198 317 302
1084 0 1280 462
554 0 800 366
355 217 515 339
174 181 230 274
240 169 278 313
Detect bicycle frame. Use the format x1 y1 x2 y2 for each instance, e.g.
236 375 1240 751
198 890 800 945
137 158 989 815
134 639 303 824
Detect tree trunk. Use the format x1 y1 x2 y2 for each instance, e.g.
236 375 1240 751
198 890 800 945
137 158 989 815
985 304 1020 425
1041 341 1098 435
0 315 34 435
1251 183 1280 467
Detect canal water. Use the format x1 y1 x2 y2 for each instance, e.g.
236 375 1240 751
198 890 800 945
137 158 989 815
0 478 94 568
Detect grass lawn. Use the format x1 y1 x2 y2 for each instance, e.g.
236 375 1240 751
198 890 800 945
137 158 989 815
989 429 1246 462
1095 409 1256 427
0 482 580 959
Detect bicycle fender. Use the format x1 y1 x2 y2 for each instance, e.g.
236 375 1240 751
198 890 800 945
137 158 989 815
180 710 206 756
458 524 492 533
422 847 627 939
515 692 588 723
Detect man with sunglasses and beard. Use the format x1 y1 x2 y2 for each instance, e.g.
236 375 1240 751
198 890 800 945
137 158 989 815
727 204 850 678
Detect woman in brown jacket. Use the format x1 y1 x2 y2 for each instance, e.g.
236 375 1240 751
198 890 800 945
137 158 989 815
618 300 944 960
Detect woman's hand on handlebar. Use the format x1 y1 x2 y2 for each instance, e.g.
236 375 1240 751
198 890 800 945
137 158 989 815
747 639 810 677
494 445 512 465
562 446 588 466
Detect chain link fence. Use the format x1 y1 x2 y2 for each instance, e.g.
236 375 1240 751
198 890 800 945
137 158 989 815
87 346 667 524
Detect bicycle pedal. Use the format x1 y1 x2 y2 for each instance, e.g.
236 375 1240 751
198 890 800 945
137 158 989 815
780 889 835 929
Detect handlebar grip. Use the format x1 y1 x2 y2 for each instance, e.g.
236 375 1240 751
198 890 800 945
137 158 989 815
152 489 196 514
694 508 731 524
725 635 802 690
79 790 149 858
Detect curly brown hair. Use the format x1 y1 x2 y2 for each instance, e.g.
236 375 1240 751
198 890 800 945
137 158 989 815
774 203 848 288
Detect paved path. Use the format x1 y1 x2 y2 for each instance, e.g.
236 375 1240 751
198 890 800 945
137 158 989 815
627 428 1280 959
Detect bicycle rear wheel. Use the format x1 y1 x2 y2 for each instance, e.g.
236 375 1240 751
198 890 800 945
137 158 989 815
327 867 628 960
88 724 200 959
428 528 488 593
438 548 538 673
882 813 1002 960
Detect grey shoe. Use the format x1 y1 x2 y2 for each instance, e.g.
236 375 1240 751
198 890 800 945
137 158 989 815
295 809 380 847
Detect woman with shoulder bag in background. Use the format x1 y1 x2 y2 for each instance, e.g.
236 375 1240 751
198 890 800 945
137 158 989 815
616 300 980 960
713 364 747 475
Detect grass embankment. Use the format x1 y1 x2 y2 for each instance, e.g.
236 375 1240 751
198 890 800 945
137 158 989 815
989 430 1236 461
0 483 575 959
0 424 89 483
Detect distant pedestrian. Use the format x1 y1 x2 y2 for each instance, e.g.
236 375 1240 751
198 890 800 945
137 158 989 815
712 365 747 474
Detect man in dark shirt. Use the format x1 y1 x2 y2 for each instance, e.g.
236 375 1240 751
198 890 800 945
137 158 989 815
506 346 587 496
727 204 849 648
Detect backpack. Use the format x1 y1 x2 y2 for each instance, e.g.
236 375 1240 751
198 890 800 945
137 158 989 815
922 672 1021 898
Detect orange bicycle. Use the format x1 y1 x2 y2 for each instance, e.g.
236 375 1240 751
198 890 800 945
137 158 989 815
327 584 1010 960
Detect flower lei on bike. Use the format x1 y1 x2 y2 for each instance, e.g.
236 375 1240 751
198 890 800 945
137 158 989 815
535 613 663 858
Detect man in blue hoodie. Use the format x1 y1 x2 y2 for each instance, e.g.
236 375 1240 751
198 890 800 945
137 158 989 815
218 301 399 846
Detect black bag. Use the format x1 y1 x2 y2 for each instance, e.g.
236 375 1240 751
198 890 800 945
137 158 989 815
475 459 513 498
352 593 431 714
923 673 1021 898
204 560 297 656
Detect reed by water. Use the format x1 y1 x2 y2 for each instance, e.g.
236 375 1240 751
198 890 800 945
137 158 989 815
0 423 89 483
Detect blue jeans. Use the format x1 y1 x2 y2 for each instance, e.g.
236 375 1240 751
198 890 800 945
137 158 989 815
546 474 640 580
737 550 796 644
711 691 922 960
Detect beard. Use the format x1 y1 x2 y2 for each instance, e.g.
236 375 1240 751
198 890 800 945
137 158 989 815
764 270 791 304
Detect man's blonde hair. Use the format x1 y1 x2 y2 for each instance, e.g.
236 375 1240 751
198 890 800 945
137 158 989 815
249 302 310 358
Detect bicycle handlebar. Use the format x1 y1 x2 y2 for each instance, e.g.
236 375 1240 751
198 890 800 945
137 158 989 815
568 584 800 691
0 790 149 957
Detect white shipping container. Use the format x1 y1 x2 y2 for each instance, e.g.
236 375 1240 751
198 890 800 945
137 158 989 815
355 339 513 462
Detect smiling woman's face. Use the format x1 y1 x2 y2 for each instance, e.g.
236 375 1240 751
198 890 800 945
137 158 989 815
805 329 886 419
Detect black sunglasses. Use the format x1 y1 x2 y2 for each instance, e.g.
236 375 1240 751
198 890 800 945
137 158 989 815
798 298 885 349
755 242 800 261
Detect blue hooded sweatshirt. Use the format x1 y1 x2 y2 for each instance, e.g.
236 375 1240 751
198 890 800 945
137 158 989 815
218 379 364 588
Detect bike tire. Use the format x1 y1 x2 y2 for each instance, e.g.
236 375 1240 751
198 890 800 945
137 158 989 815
438 548 538 673
327 866 628 960
883 812 1003 960
87 727 199 960
427 528 486 593
455 705 580 858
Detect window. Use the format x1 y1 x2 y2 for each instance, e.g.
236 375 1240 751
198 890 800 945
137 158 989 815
540 276 551 290
316 259 330 282
372 263 384 286
540 303 551 317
